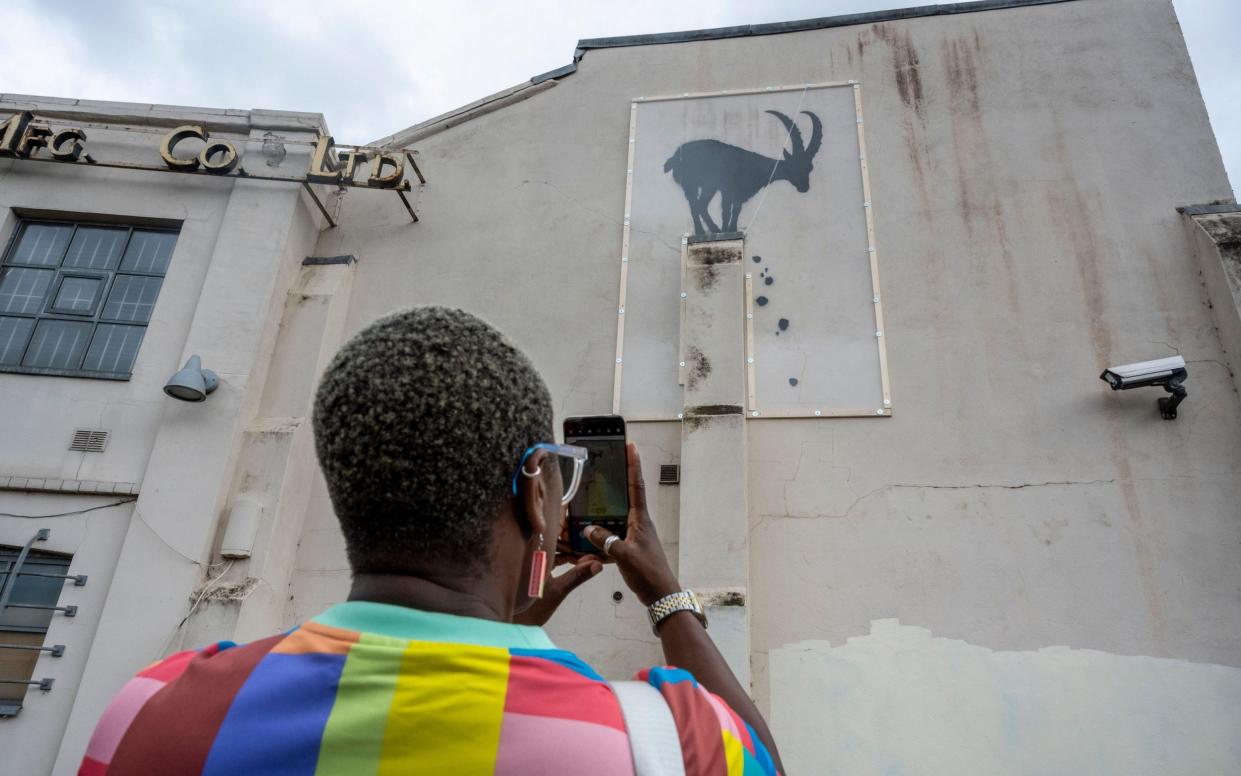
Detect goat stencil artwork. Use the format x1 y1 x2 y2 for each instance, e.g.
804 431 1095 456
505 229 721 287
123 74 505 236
664 110 823 237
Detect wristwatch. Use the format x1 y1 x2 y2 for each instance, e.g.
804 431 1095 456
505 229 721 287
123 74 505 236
648 590 708 635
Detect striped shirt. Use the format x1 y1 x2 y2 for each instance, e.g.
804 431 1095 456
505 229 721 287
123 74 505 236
79 601 778 775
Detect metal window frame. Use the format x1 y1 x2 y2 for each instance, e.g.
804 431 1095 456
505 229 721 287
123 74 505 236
0 530 79 715
45 271 109 317
0 218 178 380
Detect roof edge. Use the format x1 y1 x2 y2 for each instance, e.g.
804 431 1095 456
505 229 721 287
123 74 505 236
0 93 328 135
576 0 1078 52
1178 202 1241 216
371 67 574 148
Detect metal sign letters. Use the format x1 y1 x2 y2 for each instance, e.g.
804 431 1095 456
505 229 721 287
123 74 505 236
0 111 423 225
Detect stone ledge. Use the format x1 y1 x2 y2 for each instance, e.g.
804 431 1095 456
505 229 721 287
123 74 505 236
0 477 140 496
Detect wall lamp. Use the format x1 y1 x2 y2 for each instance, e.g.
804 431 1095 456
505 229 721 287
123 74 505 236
163 355 219 402
1100 355 1188 419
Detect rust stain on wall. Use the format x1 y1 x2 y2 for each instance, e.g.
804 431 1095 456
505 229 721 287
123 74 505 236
1045 124 1166 644
939 29 1031 386
872 23 925 115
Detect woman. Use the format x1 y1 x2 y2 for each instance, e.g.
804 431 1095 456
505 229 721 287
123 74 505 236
80 307 782 775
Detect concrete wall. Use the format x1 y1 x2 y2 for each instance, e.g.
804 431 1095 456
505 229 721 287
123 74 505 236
300 0 1241 770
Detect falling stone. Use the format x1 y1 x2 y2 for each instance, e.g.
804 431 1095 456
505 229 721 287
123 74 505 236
778 318 789 331
756 296 769 306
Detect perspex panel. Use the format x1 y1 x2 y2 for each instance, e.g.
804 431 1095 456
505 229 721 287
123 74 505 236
617 84 887 417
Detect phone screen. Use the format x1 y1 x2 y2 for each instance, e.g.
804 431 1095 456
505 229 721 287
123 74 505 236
564 416 628 553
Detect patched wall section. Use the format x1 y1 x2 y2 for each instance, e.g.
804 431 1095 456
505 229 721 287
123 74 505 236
771 620 1241 775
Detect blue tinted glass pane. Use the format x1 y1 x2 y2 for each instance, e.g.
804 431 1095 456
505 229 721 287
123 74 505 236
9 224 72 266
102 275 162 323
82 323 145 374
22 319 92 370
0 268 54 314
63 227 127 270
0 317 35 365
120 231 176 275
0 551 70 630
51 276 103 315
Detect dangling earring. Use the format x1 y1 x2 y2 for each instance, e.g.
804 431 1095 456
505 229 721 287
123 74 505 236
528 532 547 599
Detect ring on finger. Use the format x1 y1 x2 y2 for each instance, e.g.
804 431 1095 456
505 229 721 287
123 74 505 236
603 535 620 556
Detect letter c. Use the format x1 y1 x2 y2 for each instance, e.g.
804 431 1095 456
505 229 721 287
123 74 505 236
161 125 206 171
49 128 87 161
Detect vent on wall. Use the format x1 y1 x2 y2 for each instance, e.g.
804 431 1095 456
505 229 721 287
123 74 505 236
69 429 109 453
659 464 680 485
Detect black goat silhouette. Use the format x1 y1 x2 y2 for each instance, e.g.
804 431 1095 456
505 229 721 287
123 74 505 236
664 110 823 237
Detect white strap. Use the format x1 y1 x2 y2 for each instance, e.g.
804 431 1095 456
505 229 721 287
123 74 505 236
612 681 687 776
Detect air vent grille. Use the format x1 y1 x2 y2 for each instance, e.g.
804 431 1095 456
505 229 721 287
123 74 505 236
69 429 109 453
658 464 679 485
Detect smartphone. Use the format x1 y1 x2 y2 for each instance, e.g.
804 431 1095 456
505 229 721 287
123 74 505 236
563 415 629 554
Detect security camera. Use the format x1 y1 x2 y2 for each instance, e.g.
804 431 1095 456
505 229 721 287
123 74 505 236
1099 355 1188 419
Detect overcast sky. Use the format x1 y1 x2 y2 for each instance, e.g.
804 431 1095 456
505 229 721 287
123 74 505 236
1 0 1236 194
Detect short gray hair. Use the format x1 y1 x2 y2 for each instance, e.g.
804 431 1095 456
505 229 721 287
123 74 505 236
312 306 553 573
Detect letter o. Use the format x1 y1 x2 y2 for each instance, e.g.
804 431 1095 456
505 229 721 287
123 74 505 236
199 140 238 174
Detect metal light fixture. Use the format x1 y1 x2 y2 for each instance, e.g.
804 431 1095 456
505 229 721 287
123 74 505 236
163 355 219 402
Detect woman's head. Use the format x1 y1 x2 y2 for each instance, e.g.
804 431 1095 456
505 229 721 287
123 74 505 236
312 306 558 578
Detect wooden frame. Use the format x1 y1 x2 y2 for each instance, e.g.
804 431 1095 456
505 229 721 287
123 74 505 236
610 102 639 414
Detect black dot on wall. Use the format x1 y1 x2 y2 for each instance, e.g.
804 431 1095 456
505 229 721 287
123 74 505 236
778 318 789 331
752 255 761 263
612 591 623 603
789 377 799 386
764 276 774 286
756 296 768 306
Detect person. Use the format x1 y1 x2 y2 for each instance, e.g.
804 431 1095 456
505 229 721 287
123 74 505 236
79 307 782 775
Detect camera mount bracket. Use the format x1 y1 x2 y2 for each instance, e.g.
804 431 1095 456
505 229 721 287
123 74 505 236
1158 377 1188 420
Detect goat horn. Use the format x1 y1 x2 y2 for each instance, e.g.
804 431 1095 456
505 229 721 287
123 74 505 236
800 111 823 159
765 110 804 155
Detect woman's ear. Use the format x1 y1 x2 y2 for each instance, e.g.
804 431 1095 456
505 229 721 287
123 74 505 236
517 449 549 542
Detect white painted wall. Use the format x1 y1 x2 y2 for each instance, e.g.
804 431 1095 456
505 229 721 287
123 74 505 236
305 0 1241 769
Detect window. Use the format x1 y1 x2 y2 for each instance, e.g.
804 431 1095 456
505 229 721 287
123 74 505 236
0 546 72 716
0 220 178 379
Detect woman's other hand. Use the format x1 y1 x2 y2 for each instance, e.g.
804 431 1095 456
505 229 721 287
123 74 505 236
583 443 681 607
512 555 602 627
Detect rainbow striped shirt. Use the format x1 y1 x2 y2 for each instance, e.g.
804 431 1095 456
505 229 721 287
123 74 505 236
79 601 778 775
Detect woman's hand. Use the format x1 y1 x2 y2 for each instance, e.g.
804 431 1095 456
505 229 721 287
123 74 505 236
583 443 681 607
586 447 784 771
512 555 602 627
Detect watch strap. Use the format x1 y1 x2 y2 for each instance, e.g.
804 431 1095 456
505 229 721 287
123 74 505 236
648 590 707 635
